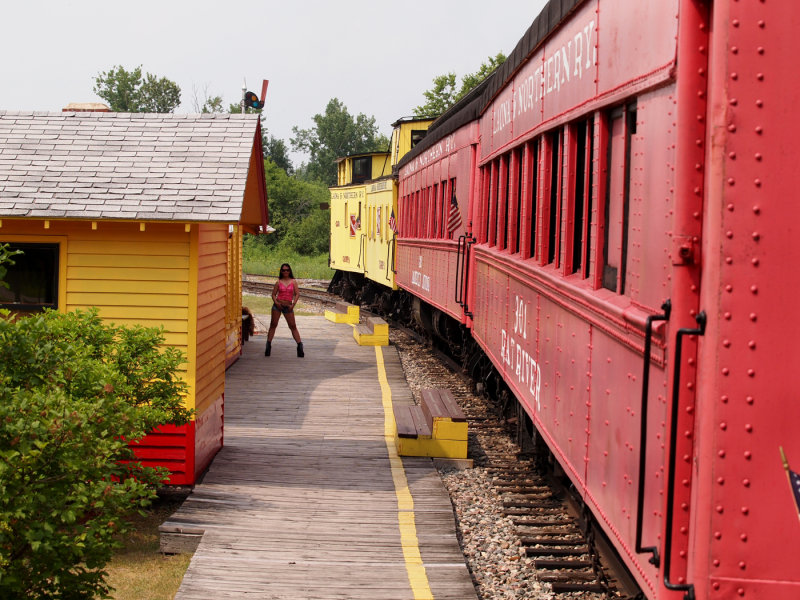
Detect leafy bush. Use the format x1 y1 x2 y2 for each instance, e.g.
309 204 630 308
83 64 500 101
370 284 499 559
281 208 329 256
262 159 330 249
0 309 191 599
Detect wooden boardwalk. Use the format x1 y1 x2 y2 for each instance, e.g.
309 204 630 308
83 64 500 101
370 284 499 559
163 316 477 600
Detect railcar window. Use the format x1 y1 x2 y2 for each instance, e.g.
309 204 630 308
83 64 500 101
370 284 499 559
547 130 561 265
437 181 444 238
432 183 439 238
572 120 588 275
414 190 425 238
481 168 491 243
499 154 509 250
514 147 523 255
602 105 635 293
0 243 59 311
526 139 539 260
448 178 456 239
489 161 499 247
584 118 595 280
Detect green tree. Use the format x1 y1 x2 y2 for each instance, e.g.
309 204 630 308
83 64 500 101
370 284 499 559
0 308 191 598
260 158 328 248
201 96 224 113
291 98 389 186
94 65 181 113
414 72 458 119
414 52 507 118
264 134 294 176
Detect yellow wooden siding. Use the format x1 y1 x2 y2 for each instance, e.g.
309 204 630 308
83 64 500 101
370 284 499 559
364 182 397 289
329 185 367 275
0 219 196 409
390 119 434 166
195 224 227 417
370 154 391 179
225 226 243 363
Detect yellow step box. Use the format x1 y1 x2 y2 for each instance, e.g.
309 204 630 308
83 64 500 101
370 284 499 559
393 389 468 459
353 316 388 346
324 302 359 324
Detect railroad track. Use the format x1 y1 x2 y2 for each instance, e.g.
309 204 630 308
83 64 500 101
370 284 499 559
242 276 339 307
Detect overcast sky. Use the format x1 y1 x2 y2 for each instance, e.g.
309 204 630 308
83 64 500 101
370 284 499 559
1 0 549 165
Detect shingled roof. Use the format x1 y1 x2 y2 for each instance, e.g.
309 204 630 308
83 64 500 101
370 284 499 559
0 111 267 225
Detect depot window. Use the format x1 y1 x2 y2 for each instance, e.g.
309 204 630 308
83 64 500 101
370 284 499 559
0 243 59 311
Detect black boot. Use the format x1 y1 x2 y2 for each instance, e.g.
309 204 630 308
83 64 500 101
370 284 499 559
265 341 271 356
297 342 304 358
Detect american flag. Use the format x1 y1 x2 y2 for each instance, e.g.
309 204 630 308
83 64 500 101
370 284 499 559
790 469 800 517
447 193 462 234
388 209 398 234
780 447 800 523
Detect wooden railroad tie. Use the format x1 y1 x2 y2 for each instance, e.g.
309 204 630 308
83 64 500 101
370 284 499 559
394 388 468 459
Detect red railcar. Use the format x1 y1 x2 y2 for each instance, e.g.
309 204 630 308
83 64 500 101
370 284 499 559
395 1 800 598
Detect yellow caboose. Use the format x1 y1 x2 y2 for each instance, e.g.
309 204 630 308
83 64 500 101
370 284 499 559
329 117 433 296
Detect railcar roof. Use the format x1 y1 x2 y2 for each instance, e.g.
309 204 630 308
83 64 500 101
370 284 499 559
0 111 262 223
397 0 582 170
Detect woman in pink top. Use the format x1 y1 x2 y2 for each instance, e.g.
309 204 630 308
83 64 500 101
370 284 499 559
265 263 304 357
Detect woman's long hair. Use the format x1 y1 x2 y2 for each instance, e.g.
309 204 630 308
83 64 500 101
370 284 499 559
279 263 294 279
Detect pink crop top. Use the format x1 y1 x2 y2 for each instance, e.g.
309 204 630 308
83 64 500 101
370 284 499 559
276 280 295 302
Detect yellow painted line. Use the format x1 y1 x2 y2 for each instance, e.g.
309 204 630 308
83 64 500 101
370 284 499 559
374 345 434 600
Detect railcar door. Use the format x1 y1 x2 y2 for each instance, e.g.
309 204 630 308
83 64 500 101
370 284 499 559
657 1 708 599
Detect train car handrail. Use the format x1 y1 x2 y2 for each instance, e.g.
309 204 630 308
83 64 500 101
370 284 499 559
463 235 475 318
455 235 466 306
663 311 705 600
635 299 671 568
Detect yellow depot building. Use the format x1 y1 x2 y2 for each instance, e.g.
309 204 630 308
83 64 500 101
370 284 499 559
0 111 269 485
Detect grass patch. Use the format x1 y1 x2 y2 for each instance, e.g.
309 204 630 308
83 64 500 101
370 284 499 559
105 493 192 600
243 241 334 280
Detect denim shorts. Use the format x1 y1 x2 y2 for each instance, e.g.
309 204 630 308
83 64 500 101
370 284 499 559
272 303 293 314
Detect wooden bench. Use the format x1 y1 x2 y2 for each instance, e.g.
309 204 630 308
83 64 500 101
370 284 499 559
324 301 359 324
394 388 468 459
353 316 388 346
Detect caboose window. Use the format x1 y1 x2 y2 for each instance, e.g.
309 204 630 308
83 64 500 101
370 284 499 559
0 243 59 312
410 130 427 148
352 157 371 184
